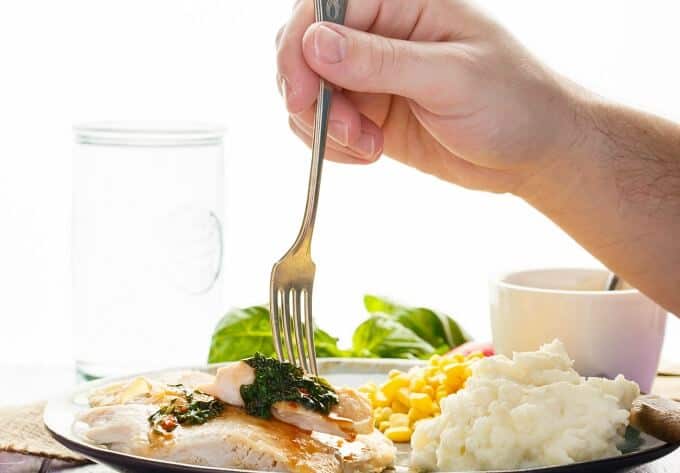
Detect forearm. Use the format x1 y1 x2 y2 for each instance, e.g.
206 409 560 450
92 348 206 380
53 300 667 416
520 96 680 313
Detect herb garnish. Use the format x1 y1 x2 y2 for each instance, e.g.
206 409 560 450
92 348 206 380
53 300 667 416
148 384 224 434
240 353 339 419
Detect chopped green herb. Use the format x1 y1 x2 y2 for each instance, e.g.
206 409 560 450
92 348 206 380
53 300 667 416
148 385 224 434
240 353 339 419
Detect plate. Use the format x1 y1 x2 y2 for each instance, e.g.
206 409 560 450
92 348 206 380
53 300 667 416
44 359 679 473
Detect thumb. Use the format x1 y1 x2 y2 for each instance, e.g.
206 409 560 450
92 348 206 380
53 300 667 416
302 22 455 102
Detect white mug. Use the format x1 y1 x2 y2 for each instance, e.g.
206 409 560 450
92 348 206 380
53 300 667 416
490 268 667 393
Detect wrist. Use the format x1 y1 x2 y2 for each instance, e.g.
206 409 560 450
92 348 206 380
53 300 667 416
513 84 608 212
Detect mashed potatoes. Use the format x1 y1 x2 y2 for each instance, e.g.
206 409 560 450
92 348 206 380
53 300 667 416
410 340 639 471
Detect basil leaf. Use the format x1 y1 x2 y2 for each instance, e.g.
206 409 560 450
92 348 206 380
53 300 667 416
351 314 435 359
314 328 352 358
363 295 469 350
208 305 344 363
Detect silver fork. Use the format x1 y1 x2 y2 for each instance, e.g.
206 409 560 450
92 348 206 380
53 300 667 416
270 0 348 375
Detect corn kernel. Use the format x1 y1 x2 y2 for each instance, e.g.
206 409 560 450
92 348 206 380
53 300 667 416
408 407 430 422
389 413 410 428
385 426 412 442
382 375 409 398
410 376 426 391
374 390 390 407
443 363 464 376
409 393 434 414
360 347 483 441
448 377 464 390
374 407 392 423
396 387 411 407
391 400 408 413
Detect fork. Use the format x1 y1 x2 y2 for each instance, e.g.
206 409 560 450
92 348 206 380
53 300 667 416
270 0 348 376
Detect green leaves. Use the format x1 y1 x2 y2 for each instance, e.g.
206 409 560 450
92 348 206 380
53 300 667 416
208 296 469 363
207 306 343 363
208 306 277 363
363 295 468 353
351 315 435 359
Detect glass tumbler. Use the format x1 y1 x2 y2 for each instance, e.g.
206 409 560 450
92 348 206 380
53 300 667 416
73 122 225 379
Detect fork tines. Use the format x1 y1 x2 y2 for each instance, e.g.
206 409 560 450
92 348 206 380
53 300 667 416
270 282 318 375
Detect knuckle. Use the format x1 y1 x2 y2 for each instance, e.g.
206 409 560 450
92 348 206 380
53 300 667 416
363 36 400 80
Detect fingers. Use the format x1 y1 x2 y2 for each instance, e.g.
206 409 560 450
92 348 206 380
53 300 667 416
276 0 435 113
301 23 461 106
288 100 383 164
293 91 383 156
289 117 379 165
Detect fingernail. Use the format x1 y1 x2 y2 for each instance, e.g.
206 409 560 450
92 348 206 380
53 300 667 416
356 132 375 158
329 120 349 146
314 24 347 64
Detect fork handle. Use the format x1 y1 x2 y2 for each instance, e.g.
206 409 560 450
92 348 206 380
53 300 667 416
293 0 348 253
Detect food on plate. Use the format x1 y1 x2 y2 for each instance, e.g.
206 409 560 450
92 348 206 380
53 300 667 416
208 296 469 363
629 395 680 444
77 355 395 473
360 351 486 442
410 340 640 471
199 353 373 438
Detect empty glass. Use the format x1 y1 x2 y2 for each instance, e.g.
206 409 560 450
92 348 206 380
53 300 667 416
73 122 225 379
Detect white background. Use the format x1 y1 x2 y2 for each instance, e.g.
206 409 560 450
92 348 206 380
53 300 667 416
0 0 679 373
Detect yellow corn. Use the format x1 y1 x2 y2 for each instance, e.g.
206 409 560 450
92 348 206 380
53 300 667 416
409 376 426 392
391 400 408 413
409 393 434 414
408 407 429 422
384 426 412 442
361 350 486 443
388 369 402 379
373 390 390 408
389 413 410 428
378 407 393 422
396 387 411 408
359 383 377 394
382 375 409 399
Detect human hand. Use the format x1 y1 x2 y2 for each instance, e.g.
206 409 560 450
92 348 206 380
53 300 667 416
276 0 587 194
